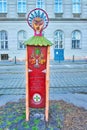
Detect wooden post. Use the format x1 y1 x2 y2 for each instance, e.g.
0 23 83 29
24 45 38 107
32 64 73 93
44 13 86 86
45 46 50 122
26 46 29 121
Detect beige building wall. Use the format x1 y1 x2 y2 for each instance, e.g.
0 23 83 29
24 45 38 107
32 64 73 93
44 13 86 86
0 0 87 61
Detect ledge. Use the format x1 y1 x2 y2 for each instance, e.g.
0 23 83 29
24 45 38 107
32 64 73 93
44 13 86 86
73 13 81 18
54 13 63 17
0 17 87 22
0 13 7 17
17 13 26 17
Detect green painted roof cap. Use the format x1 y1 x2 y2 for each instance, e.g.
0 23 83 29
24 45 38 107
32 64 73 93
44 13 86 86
24 36 53 46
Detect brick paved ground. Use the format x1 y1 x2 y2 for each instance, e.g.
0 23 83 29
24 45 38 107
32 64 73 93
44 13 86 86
0 62 87 95
0 61 87 108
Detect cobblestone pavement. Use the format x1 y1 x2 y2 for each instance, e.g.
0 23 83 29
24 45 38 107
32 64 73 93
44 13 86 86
0 62 87 95
0 61 87 108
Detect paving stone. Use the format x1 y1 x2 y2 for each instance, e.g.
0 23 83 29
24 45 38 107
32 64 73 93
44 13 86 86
0 62 87 109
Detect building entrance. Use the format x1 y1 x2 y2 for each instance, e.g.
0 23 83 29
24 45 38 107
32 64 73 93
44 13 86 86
54 49 64 61
54 30 64 61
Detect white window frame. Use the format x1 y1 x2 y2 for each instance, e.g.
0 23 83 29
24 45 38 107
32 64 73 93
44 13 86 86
54 0 63 13
0 0 7 13
17 0 26 13
54 30 64 49
0 30 8 50
36 0 45 9
72 30 81 49
72 0 81 14
18 30 27 49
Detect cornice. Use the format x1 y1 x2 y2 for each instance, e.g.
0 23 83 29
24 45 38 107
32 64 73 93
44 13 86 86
0 18 87 22
49 18 87 21
0 18 26 21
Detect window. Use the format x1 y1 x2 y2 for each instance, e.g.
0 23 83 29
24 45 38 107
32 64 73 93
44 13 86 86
54 30 64 49
17 0 26 13
0 0 7 13
72 0 81 14
0 30 8 50
18 30 27 49
54 0 63 13
72 30 81 49
1 54 8 60
36 0 45 9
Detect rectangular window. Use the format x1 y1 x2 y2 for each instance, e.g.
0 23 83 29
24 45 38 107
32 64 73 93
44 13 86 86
72 0 81 14
72 31 81 49
72 40 80 49
36 0 45 9
1 41 4 49
17 0 26 13
5 41 8 49
18 31 26 49
0 0 7 13
1 54 8 60
0 41 8 49
0 31 8 50
19 41 26 49
54 0 63 13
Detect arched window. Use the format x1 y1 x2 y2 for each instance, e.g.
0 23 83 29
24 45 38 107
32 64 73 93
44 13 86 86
72 0 81 14
36 0 45 9
0 30 8 49
54 0 63 13
17 0 26 13
72 30 81 49
0 0 7 13
54 30 64 49
18 30 27 49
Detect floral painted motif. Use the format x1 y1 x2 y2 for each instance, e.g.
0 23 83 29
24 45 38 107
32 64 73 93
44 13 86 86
29 47 46 68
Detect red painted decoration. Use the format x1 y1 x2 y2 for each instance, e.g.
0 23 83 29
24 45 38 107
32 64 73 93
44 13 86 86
27 46 47 108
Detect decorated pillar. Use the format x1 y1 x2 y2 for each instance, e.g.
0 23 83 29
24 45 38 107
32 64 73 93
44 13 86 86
25 8 52 121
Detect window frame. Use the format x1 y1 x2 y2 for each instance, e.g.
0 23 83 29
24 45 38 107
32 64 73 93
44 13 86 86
17 30 27 50
72 30 81 49
17 0 26 14
72 0 81 14
0 30 8 50
36 0 45 9
54 0 63 14
54 30 64 49
0 0 7 13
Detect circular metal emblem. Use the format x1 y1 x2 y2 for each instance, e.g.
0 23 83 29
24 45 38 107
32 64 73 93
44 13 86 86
33 93 41 103
27 8 49 35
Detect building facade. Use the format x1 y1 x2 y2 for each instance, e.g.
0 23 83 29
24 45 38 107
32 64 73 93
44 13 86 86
0 0 87 61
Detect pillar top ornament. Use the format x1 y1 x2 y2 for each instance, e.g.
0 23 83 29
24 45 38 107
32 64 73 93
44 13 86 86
27 8 49 36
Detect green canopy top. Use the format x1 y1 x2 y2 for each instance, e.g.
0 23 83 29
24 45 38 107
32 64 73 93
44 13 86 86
24 36 53 46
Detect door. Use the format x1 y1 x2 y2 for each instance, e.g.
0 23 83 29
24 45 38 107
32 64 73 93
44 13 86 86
54 49 64 61
54 30 64 61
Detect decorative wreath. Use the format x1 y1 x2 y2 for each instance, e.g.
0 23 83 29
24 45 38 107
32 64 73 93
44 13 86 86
27 8 49 31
